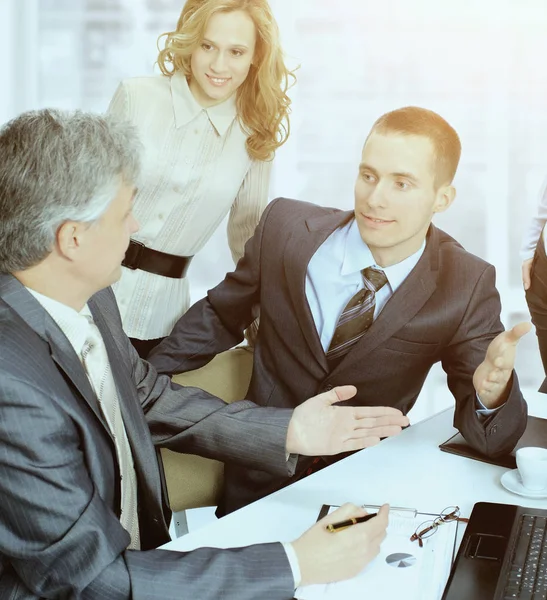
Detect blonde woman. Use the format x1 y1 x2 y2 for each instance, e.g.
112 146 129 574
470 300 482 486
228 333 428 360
108 0 295 357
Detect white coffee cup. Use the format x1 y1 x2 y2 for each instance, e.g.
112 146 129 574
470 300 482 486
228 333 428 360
515 447 547 491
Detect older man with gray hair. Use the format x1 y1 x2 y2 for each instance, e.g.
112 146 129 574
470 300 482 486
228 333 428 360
0 109 406 599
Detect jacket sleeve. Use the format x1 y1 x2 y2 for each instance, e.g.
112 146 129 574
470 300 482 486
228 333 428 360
0 374 295 600
134 349 297 476
440 264 528 457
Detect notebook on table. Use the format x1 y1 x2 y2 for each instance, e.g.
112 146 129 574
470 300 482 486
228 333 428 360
442 501 547 599
296 504 461 600
439 416 547 469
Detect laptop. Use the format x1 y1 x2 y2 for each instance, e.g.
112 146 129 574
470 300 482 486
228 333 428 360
442 502 547 600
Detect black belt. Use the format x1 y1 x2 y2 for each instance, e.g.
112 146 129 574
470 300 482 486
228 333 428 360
122 240 193 279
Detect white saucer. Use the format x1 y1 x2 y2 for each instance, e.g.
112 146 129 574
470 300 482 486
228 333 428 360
500 469 547 499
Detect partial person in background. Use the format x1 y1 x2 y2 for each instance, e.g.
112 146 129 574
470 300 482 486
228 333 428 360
521 178 547 388
108 0 295 358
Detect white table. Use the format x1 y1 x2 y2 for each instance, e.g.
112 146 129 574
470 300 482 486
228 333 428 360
162 391 547 553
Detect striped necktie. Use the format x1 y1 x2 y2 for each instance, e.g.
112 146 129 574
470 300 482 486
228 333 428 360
326 266 388 365
81 319 141 550
300 268 388 479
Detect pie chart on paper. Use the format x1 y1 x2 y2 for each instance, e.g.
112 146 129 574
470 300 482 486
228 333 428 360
385 553 417 568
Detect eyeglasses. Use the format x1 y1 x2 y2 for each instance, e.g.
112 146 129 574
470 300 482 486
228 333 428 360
410 506 469 548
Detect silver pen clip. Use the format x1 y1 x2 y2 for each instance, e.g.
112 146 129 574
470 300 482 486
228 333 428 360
362 504 418 518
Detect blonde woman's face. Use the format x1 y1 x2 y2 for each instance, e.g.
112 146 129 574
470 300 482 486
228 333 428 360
189 10 256 108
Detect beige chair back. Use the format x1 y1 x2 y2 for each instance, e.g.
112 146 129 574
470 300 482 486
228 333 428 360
161 348 254 512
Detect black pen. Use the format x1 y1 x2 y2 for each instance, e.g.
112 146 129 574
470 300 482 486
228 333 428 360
326 512 377 532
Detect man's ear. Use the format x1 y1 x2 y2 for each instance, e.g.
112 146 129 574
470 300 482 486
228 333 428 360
57 221 84 260
433 185 456 214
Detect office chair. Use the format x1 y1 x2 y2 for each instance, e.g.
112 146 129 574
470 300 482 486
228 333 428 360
160 347 253 536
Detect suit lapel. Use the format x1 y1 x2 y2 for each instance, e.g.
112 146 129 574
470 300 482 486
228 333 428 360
89 299 163 502
283 209 354 374
332 225 440 374
0 274 111 435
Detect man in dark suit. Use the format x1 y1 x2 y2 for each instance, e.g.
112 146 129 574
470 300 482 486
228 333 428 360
0 109 400 599
149 106 531 516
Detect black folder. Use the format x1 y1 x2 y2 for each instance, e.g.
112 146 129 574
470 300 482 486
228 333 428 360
439 415 547 469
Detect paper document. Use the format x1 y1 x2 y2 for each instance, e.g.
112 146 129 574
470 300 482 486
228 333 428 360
295 508 457 600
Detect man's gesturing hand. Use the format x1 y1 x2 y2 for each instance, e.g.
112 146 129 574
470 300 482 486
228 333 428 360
473 322 531 408
292 503 389 586
285 385 409 456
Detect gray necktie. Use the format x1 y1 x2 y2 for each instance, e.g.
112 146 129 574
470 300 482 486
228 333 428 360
326 267 388 365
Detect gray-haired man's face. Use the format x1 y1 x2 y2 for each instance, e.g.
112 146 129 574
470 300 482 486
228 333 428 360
75 181 139 292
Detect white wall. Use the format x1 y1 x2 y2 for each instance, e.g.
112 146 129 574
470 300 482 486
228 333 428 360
0 0 16 124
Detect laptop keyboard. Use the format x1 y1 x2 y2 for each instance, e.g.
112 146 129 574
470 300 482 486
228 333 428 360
503 515 547 599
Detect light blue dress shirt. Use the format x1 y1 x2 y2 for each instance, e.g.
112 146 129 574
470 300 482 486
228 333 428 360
306 218 424 350
305 218 498 416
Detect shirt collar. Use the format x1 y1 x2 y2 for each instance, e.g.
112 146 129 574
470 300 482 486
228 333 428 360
25 288 93 356
341 218 426 292
170 71 237 136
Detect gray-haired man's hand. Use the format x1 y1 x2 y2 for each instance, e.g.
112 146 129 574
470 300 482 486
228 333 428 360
292 503 389 587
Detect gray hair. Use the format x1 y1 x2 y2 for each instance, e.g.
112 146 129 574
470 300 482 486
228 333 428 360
0 108 142 273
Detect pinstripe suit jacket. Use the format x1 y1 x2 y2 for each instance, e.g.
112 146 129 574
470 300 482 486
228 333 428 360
0 274 296 600
149 198 528 515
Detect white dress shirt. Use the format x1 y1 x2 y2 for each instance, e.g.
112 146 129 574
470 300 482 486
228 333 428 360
26 289 140 549
306 218 498 415
521 177 547 261
108 73 272 339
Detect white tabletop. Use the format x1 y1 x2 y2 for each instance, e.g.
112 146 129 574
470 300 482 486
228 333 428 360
162 391 547 553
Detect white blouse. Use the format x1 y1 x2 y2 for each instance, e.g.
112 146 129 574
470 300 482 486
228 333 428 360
107 73 272 340
521 178 547 261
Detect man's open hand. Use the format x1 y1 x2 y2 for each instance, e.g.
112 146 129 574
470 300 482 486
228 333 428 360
473 322 531 408
286 385 409 456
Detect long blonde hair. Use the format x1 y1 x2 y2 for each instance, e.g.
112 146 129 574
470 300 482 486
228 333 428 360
157 0 296 161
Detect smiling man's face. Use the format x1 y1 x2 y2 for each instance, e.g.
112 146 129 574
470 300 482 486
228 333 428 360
353 131 454 267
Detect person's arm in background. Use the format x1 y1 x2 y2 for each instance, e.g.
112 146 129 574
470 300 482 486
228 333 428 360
227 159 273 345
227 159 272 264
521 179 547 289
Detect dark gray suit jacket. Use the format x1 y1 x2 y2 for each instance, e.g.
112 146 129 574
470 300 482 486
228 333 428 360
149 198 528 515
0 274 297 600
